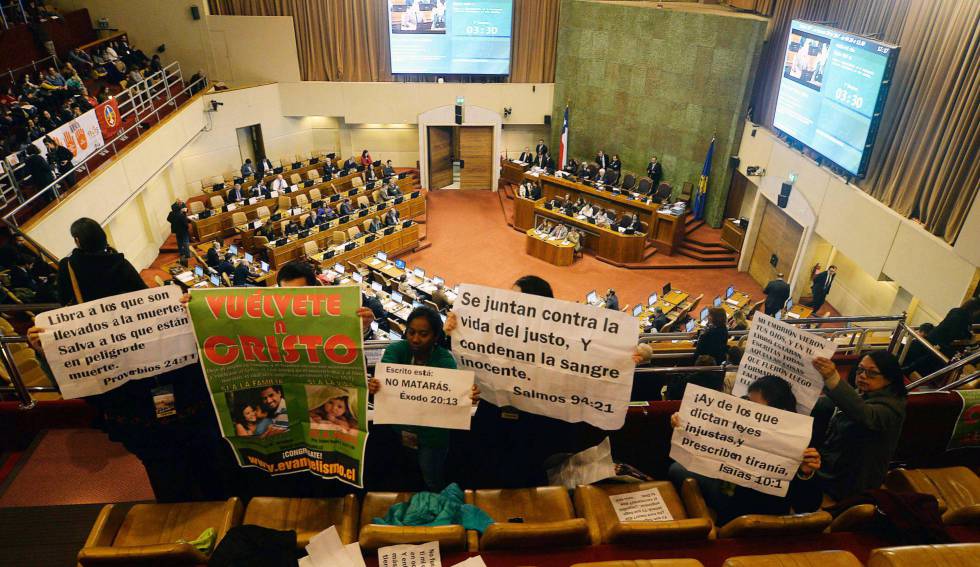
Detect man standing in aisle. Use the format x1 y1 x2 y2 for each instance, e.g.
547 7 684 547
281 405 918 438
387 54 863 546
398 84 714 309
809 265 837 311
167 200 191 266
763 273 791 316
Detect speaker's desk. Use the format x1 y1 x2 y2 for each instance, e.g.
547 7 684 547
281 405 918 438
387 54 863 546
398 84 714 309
501 159 529 185
525 229 574 266
533 205 645 264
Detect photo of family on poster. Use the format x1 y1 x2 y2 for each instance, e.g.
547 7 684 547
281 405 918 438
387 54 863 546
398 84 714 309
227 384 290 438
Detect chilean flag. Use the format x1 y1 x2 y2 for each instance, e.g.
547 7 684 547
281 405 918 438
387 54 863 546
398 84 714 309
558 105 569 169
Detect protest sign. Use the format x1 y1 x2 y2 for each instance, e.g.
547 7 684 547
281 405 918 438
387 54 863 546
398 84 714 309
378 542 440 567
609 487 674 522
452 284 637 429
188 286 368 487
36 286 197 399
301 526 365 567
948 390 980 450
547 437 616 488
373 363 474 429
731 312 835 414
670 384 812 497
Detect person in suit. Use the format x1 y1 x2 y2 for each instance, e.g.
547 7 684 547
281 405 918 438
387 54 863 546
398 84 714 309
518 147 532 162
648 308 669 332
576 160 590 179
430 283 452 311
549 223 568 240
620 212 641 232
694 307 730 364
257 157 274 178
217 253 235 277
241 159 255 178
205 244 220 268
270 174 289 193
284 221 300 236
382 160 396 178
384 208 401 227
365 165 378 183
367 217 382 233
609 154 622 172
647 156 663 188
596 150 609 170
528 182 541 200
323 206 338 221
763 273 791 316
343 155 358 171
535 139 548 157
809 265 837 311
227 183 244 203
339 199 354 216
604 288 620 310
385 180 401 199
563 157 578 175
517 182 529 198
603 168 619 186
534 152 549 170
303 214 316 229
232 259 254 286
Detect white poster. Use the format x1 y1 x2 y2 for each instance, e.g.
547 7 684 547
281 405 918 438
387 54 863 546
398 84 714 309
453 284 637 430
669 384 812 497
33 108 105 163
373 363 474 430
36 286 198 399
731 312 835 415
378 542 440 567
608 487 674 522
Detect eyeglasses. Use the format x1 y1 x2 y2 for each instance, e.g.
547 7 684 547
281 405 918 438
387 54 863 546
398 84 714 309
856 366 883 379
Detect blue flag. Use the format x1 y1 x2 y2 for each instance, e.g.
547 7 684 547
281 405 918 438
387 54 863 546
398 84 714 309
693 138 715 221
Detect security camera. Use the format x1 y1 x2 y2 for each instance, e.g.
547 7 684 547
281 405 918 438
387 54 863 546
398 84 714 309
210 100 224 111
503 107 512 118
746 166 766 177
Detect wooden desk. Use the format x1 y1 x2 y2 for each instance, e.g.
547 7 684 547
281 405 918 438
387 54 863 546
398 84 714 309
650 211 688 255
525 229 574 266
513 196 539 231
720 290 751 318
264 195 425 268
501 160 529 185
786 304 814 320
310 223 420 267
538 174 659 237
533 205 645 264
721 218 746 252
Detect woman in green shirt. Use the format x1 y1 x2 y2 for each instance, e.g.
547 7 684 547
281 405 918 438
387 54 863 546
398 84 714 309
369 306 479 491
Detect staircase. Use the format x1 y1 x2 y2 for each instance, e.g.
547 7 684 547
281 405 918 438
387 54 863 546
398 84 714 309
675 220 738 267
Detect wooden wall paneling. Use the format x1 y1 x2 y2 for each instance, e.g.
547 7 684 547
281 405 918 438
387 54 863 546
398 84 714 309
428 126 453 190
459 126 493 190
748 200 803 287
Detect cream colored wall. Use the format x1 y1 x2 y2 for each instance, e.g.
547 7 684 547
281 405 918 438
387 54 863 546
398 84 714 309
736 122 980 320
56 0 213 78
501 125 550 160
206 15 301 84
347 126 420 169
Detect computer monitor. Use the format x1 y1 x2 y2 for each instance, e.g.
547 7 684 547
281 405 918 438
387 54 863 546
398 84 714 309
391 291 403 303
344 242 356 251
299 229 310 238
358 209 368 218
775 311 783 320
365 234 376 243
395 259 406 269
648 293 659 306
376 251 388 262
210 275 220 286
194 266 204 277
384 227 395 236
276 238 287 246
632 305 643 317
370 320 379 332
244 252 253 263
726 285 735 299
371 282 383 293
586 290 598 304
713 296 722 307
389 330 402 341
260 261 270 273
333 263 345 274
785 298 794 310
352 272 362 283
685 320 697 333
662 282 672 296
229 245 238 255
323 250 335 259
413 267 425 278
700 307 709 322
432 276 444 286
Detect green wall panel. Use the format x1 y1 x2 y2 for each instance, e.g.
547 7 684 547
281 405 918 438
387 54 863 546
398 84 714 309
552 0 766 227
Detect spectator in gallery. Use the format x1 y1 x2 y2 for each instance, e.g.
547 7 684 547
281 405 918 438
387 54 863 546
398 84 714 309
694 307 729 364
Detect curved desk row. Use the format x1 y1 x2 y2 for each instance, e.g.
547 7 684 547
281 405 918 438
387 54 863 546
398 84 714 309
525 229 575 266
533 205 646 264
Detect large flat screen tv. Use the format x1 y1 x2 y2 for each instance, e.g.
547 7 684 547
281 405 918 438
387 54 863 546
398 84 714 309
772 20 899 177
387 0 513 75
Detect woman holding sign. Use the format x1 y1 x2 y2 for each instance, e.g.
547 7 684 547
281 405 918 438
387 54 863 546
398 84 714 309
368 306 480 491
811 352 907 501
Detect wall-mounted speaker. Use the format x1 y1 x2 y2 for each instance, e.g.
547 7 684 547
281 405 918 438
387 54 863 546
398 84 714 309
777 194 789 208
454 104 463 125
543 114 551 126
190 6 201 20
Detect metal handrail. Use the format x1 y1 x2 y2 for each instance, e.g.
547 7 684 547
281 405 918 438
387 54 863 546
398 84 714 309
906 349 980 391
4 63 208 226
937 370 980 392
896 321 950 365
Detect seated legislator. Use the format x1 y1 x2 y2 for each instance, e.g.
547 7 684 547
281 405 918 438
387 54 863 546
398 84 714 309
241 158 255 178
619 212 642 232
609 154 622 172
567 228 582 253
602 168 619 185
595 208 615 228
303 214 316 229
517 181 532 198
271 174 289 192
383 207 400 227
227 183 244 203
284 221 301 236
367 217 382 233
323 161 340 179
579 202 595 218
339 199 355 216
518 147 532 162
647 307 669 332
385 181 401 199
323 206 338 221
550 223 569 240
217 253 235 276
343 155 359 172
562 198 578 216
382 160 396 178
257 156 274 177
668 375 822 525
360 149 373 167
536 219 554 234
576 161 591 179
563 157 579 175
365 165 378 183
233 259 254 286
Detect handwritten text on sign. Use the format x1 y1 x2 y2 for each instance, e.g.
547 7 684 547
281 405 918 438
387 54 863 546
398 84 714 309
669 384 812 497
731 312 835 415
373 363 474 429
36 286 197 399
453 284 637 430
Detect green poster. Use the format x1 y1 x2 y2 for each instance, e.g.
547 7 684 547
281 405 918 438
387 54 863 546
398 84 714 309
948 390 980 451
188 286 368 487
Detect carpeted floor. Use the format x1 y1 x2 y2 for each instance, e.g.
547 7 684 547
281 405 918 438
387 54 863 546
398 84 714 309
0 503 108 567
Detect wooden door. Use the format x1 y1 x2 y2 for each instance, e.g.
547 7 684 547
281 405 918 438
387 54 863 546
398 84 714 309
459 126 493 190
428 126 453 190
748 200 803 287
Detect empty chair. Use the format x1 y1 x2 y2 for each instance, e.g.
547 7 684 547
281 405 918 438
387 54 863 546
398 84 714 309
332 231 346 245
362 219 374 232
290 173 303 185
826 504 878 533
679 181 694 203
866 543 980 567
357 195 370 209
209 195 225 209
654 182 672 203
294 154 306 163
76 498 242 566
358 491 467 551
722 551 861 567
307 169 321 182
347 227 362 240
295 194 309 208
717 510 833 538
621 173 636 191
298 214 310 227
351 177 364 188
309 188 322 201
278 196 292 210
303 241 319 257
574 480 713 545
256 206 272 219
637 177 653 195
468 487 590 550
885 467 980 525
231 212 247 227
209 175 225 186
188 201 205 215
279 157 293 169
243 495 359 548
